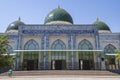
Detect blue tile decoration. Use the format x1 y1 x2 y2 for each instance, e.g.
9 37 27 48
13 25 98 70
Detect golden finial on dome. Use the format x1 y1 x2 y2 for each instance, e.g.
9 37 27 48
58 5 60 9
96 17 99 22
18 16 21 21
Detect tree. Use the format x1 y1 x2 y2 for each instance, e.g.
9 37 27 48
0 35 8 55
0 35 13 69
115 49 120 69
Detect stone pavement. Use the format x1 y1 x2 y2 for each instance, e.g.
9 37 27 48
0 75 120 80
0 70 119 76
0 70 120 80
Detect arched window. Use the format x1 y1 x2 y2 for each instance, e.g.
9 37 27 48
6 45 13 53
104 44 116 65
78 39 93 50
51 39 66 50
104 44 116 54
24 39 39 50
51 39 66 60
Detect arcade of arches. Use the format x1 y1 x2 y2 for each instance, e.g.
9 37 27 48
13 39 119 70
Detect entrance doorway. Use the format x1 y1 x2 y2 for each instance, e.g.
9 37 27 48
26 60 38 70
27 60 34 70
106 56 116 70
79 59 94 70
51 60 66 70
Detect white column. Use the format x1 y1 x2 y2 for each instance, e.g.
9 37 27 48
101 61 106 70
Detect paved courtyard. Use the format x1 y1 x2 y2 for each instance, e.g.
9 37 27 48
0 75 120 80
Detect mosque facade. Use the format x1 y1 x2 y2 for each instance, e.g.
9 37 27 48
2 6 120 70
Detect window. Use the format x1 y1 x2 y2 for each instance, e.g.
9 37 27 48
23 39 39 60
78 39 93 50
24 39 39 50
51 39 66 60
104 44 116 64
104 44 116 54
6 45 13 53
51 39 66 50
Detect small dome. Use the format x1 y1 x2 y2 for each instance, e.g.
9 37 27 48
93 18 111 32
44 6 73 25
6 17 25 33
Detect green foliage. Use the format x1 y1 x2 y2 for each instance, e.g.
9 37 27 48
0 55 14 69
115 49 120 61
0 35 8 55
0 35 14 69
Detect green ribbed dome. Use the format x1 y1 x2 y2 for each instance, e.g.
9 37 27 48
93 18 110 31
44 6 73 24
6 17 25 32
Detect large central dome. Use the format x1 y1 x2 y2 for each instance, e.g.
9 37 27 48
44 6 73 25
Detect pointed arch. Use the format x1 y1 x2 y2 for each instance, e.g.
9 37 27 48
78 39 93 50
24 39 39 50
51 39 66 50
51 39 66 60
104 44 116 54
6 45 13 53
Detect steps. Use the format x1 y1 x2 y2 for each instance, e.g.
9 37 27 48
0 70 119 76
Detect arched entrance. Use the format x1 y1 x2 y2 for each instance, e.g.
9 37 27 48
23 39 39 70
51 39 66 70
104 44 117 70
78 39 94 70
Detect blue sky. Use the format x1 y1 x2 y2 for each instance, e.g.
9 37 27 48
0 0 120 32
